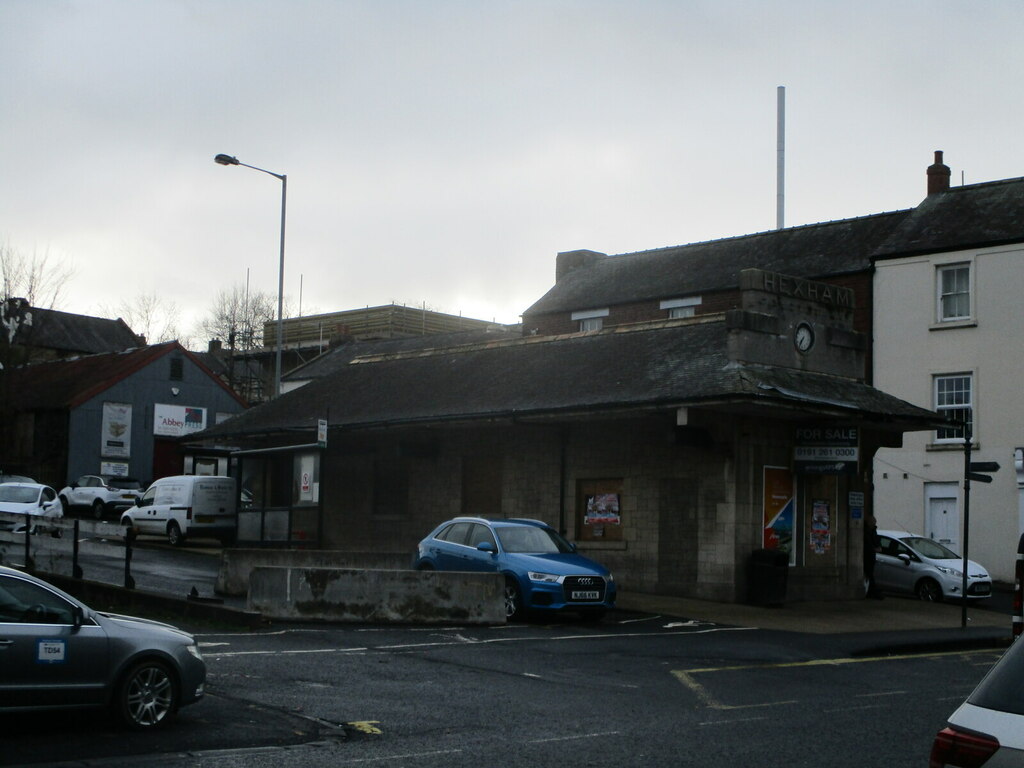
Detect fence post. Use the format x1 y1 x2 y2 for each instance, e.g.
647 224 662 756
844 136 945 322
124 527 136 590
73 519 83 579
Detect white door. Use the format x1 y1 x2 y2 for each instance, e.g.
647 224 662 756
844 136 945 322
927 492 959 549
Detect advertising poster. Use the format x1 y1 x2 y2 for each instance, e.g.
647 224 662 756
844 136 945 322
585 493 621 525
810 499 832 554
154 404 207 437
101 402 132 458
762 466 794 553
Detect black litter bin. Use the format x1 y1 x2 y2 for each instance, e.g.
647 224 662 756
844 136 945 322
747 548 789 605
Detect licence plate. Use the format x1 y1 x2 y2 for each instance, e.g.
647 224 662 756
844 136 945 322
975 583 991 595
571 590 600 601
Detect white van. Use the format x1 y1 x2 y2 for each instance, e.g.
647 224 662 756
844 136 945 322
121 475 237 546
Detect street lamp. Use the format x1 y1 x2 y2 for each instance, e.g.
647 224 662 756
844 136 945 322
214 153 287 399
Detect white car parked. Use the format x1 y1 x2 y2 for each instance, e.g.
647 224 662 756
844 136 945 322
0 483 63 536
59 475 143 519
931 635 1024 765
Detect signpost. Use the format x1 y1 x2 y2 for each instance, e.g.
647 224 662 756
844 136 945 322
962 431 999 628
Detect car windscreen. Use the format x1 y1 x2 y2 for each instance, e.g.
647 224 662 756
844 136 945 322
0 486 38 503
496 525 573 554
904 537 959 559
967 636 1024 715
104 477 142 490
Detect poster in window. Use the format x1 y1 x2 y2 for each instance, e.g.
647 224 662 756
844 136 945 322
762 466 794 553
810 499 832 554
585 493 621 525
101 402 132 458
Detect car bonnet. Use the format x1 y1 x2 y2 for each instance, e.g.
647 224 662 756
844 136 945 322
502 551 609 576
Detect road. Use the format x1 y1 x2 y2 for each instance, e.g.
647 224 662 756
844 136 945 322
1 610 1003 767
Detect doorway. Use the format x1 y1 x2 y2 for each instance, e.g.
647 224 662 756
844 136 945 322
925 482 959 548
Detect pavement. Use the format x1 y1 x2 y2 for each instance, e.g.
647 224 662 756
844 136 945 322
614 589 1016 655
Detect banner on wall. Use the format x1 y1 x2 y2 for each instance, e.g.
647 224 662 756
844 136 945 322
101 402 132 458
154 404 207 437
762 466 794 553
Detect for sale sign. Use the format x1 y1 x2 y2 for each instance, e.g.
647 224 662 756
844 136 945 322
794 426 859 475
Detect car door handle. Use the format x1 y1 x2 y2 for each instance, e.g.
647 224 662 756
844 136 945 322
0 639 13 648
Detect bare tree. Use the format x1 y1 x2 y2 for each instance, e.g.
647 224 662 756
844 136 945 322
100 292 183 346
1 241 74 310
196 284 279 351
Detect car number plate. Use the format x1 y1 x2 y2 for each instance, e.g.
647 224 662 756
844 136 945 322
571 590 600 600
196 515 215 523
975 584 991 594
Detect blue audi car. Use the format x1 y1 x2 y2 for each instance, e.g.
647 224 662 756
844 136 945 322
414 517 616 621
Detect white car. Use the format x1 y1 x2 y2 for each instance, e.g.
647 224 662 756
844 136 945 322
931 635 1024 765
0 483 63 536
875 529 991 601
58 475 143 519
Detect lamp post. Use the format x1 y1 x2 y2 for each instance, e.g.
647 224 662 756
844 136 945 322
214 153 287 399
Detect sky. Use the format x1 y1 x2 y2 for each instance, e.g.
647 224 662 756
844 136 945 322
3 1 1022 345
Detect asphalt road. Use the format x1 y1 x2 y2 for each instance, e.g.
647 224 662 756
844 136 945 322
1 613 1005 768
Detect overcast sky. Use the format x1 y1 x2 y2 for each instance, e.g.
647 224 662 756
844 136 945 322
3 1 1022 343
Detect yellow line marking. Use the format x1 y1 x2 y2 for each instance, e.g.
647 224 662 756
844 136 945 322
672 648 996 710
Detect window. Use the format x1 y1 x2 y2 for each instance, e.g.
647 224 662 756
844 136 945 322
0 576 76 624
934 373 972 442
169 357 184 381
660 296 701 319
571 308 609 332
937 264 971 322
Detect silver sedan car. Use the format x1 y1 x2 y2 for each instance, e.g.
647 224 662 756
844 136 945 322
0 565 205 728
874 529 991 601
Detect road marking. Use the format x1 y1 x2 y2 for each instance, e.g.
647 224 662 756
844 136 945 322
673 648 995 710
528 731 621 744
347 721 383 735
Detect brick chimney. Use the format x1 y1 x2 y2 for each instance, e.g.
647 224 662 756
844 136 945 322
927 150 951 196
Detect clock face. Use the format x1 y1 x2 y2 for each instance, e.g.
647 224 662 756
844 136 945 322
794 322 814 353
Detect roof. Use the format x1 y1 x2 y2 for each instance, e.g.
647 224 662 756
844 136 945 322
192 317 941 442
5 341 247 411
283 326 522 382
525 175 1024 317
16 307 140 355
524 211 910 317
873 176 1024 259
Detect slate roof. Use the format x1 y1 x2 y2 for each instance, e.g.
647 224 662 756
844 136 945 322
283 327 522 383
873 176 1024 259
6 342 247 411
524 175 1024 317
16 308 141 355
192 318 941 442
523 211 910 316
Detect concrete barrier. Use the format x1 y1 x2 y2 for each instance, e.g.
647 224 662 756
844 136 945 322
247 567 506 624
217 549 410 596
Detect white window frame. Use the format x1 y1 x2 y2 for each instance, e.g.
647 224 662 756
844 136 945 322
660 296 702 319
936 263 972 323
933 372 973 443
571 308 609 332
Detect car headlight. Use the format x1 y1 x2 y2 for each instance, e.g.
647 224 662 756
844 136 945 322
937 566 962 578
527 571 560 583
186 643 204 661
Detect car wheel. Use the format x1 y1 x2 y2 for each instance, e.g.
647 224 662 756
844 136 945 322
916 578 943 602
50 526 62 539
115 659 178 729
167 521 184 547
91 499 105 520
504 576 524 621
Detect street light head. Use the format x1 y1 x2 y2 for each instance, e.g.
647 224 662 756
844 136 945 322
214 154 239 166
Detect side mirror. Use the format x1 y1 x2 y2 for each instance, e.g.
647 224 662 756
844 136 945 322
898 553 911 566
476 542 497 554
71 605 84 631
